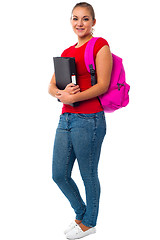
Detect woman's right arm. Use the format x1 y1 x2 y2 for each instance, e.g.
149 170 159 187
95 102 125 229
48 73 80 97
48 73 59 97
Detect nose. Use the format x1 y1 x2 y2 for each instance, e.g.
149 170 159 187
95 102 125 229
77 19 83 26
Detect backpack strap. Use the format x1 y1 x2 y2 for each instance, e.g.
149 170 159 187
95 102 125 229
84 37 100 86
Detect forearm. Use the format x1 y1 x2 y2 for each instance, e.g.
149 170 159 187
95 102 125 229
72 82 109 103
48 83 59 98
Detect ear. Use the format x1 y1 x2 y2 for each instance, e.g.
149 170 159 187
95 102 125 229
92 19 96 27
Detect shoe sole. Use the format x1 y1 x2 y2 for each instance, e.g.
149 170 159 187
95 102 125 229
66 228 96 239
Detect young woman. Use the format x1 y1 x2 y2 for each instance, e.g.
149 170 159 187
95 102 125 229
48 2 112 239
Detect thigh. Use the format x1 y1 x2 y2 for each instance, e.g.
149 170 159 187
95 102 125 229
71 112 106 174
52 115 76 178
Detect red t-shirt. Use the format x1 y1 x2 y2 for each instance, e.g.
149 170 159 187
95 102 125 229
61 37 109 114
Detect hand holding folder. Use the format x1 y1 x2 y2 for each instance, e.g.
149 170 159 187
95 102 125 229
53 57 79 107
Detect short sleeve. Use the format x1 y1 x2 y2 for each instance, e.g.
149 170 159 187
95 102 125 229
61 45 74 57
93 37 109 58
61 50 66 57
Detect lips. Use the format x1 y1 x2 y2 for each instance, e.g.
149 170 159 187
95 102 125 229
76 28 85 31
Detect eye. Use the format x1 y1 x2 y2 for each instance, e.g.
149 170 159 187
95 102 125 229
73 17 78 21
84 18 89 21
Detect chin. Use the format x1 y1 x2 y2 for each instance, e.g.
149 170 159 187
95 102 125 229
76 31 90 38
77 34 86 38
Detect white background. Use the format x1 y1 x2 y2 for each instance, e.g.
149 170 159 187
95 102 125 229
0 0 160 239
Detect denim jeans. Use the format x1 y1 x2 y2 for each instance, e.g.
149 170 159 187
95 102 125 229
52 111 106 227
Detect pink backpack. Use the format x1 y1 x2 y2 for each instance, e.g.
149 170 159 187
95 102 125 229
84 37 130 113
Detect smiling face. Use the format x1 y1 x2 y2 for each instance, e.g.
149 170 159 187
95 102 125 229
71 7 96 39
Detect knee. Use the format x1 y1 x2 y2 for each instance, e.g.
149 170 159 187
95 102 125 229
52 171 61 184
52 171 66 184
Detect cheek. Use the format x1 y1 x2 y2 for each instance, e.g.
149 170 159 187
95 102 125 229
84 21 93 28
85 24 92 32
71 21 76 28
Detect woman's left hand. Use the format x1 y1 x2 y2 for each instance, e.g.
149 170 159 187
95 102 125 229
55 91 76 104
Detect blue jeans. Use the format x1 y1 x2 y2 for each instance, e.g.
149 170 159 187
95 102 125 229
52 111 106 227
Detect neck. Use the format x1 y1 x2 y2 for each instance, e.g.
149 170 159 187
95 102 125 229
77 34 93 47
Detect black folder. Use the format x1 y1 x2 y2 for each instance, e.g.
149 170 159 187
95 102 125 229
53 57 79 107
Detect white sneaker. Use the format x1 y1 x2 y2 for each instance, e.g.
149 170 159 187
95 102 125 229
66 224 96 239
64 221 78 235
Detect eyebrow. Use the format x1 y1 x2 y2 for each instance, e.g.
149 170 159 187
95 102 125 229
72 15 90 18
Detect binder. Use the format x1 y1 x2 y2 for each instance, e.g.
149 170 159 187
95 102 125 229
53 57 79 107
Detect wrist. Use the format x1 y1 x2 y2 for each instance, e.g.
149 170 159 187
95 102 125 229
71 94 76 103
71 92 80 103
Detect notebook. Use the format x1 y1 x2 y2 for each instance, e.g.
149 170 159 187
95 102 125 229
53 57 79 107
